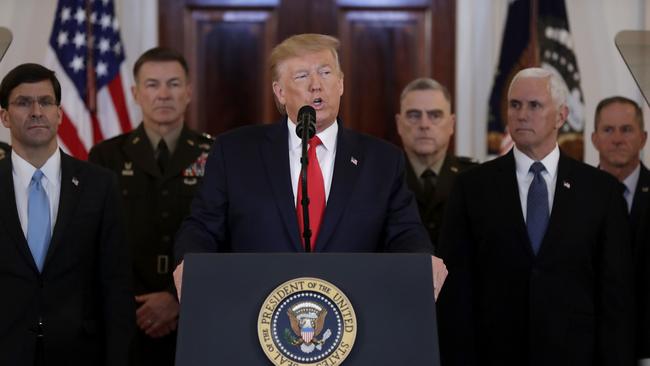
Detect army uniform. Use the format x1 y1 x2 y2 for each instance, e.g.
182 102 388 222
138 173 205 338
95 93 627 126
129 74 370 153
88 124 212 366
405 154 477 254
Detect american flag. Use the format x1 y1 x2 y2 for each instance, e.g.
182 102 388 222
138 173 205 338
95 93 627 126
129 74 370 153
46 0 134 159
487 0 584 160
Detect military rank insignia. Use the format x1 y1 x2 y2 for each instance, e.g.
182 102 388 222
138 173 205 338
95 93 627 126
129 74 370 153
121 162 134 176
183 152 208 177
258 277 357 366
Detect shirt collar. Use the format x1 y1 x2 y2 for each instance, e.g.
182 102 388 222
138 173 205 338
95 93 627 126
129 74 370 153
287 118 338 151
622 163 641 195
513 144 560 179
12 148 61 188
408 153 447 178
143 123 183 154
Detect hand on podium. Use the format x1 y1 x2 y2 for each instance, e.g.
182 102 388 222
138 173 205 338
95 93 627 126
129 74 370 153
432 255 448 301
174 261 184 300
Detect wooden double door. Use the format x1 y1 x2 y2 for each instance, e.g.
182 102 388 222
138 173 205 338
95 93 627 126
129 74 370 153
159 0 455 146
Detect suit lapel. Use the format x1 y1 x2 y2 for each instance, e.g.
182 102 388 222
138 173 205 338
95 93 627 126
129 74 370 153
122 125 159 178
0 153 38 270
536 153 574 258
261 121 302 251
631 163 650 227
496 151 532 257
316 127 360 251
45 151 82 269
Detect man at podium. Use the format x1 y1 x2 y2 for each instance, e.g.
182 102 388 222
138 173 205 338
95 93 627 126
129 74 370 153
173 33 447 299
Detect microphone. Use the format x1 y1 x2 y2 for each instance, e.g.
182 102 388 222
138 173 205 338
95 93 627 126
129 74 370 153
0 27 13 62
296 105 316 252
295 105 316 140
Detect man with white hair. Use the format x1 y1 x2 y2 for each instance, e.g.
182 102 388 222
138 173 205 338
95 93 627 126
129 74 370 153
436 67 634 365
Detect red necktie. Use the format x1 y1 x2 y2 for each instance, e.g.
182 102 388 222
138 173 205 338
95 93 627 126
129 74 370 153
297 136 326 250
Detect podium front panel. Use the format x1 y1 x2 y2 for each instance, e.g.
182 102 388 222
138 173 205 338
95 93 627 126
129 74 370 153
176 253 439 365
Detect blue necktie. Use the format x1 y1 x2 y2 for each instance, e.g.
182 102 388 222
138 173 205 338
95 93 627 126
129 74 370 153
27 170 51 271
526 162 549 255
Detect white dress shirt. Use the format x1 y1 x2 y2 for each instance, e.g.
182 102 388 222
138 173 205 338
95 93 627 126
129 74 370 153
513 145 560 223
12 149 62 238
288 119 338 206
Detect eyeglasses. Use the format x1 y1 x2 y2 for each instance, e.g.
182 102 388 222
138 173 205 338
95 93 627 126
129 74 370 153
9 96 58 110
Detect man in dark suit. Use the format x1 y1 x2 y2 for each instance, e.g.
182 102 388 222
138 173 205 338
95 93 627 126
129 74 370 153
396 78 477 252
638 192 650 366
0 64 134 365
173 33 448 299
591 96 649 236
437 67 634 366
591 95 650 361
89 47 210 366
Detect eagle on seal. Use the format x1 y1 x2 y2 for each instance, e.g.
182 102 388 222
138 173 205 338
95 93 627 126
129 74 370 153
287 307 327 345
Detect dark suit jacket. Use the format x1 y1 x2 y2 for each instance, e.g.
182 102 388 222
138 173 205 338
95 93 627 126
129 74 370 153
175 120 430 259
437 150 634 366
632 163 650 244
405 154 477 253
634 163 650 358
0 150 134 366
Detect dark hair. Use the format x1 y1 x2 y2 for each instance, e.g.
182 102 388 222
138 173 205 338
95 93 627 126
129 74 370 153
595 95 644 130
0 63 61 109
133 47 189 80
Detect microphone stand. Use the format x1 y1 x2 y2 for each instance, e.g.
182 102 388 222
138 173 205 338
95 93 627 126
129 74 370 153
299 119 312 252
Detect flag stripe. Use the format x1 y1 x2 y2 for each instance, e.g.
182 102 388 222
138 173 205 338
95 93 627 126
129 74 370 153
59 112 88 159
108 75 132 133
47 0 132 159
91 113 103 145
96 87 121 138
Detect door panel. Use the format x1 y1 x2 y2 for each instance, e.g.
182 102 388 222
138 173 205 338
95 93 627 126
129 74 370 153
159 0 455 147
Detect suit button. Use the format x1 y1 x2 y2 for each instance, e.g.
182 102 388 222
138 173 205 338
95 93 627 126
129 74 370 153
161 189 169 196
161 211 169 219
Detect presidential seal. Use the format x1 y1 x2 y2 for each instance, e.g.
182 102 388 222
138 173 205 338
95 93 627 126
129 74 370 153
258 277 357 366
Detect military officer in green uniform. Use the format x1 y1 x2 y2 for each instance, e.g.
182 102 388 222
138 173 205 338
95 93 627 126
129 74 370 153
396 78 477 253
89 47 212 366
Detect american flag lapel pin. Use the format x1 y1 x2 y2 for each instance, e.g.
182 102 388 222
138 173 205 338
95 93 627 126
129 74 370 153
72 177 79 186
563 180 570 189
350 156 358 166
